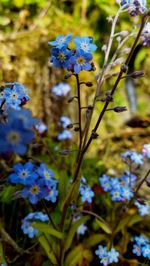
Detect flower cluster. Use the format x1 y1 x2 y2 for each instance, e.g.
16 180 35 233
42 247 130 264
52 83 71 97
9 162 58 204
95 245 119 266
132 235 150 258
49 34 97 74
0 108 36 156
79 177 94 203
141 22 150 46
21 212 49 238
120 0 147 16
99 172 134 202
0 82 30 110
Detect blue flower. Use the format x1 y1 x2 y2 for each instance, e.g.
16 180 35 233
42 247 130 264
120 0 147 16
142 244 150 258
95 245 119 265
99 174 112 192
0 109 34 155
108 248 119 263
59 116 71 128
122 186 133 200
110 188 123 201
50 47 72 69
48 34 72 49
36 163 55 186
74 36 97 53
44 185 58 202
21 220 38 238
135 201 150 216
79 186 94 203
134 235 149 246
142 143 150 158
77 224 87 235
8 162 38 185
21 211 49 238
95 245 107 259
24 212 49 222
57 129 72 140
52 83 71 96
69 50 92 74
21 179 47 204
133 244 142 256
121 151 143 165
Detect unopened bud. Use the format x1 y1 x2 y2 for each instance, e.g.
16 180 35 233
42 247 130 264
67 124 73 129
130 71 144 79
60 149 70 155
121 64 128 73
136 198 146 205
146 178 150 187
85 81 93 87
64 73 72 79
68 96 76 103
74 127 80 132
91 131 99 139
114 106 127 113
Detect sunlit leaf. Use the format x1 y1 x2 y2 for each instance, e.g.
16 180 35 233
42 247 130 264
95 218 112 234
33 222 62 239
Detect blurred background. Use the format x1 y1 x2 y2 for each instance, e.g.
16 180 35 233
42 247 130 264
0 0 150 168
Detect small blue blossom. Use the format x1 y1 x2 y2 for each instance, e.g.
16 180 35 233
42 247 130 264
21 179 47 204
59 116 71 128
21 211 49 238
110 189 123 201
142 143 150 158
141 23 150 46
79 186 94 203
121 171 137 187
57 129 72 140
77 224 87 235
48 34 72 49
135 201 150 216
35 122 47 134
36 163 55 186
119 0 147 16
121 151 143 165
142 244 150 258
0 109 34 155
50 47 72 69
8 162 38 185
74 36 97 53
44 185 58 202
108 248 119 263
122 186 133 200
69 50 92 74
21 220 38 238
95 245 107 259
95 245 119 265
99 174 112 192
52 83 71 97
132 234 150 258
133 244 142 256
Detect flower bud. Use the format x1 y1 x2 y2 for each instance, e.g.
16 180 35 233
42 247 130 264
130 71 144 79
114 106 127 112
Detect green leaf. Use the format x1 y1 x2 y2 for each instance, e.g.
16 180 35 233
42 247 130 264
33 223 62 239
114 215 143 234
83 234 107 248
0 241 7 264
64 216 89 251
38 234 57 265
95 218 112 234
65 245 84 266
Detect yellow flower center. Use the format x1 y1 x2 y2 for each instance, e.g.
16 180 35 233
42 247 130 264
44 171 50 179
77 57 85 65
30 185 39 195
7 131 21 144
58 52 65 61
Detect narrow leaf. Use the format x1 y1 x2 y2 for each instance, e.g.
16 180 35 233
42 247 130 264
95 218 112 234
33 222 62 239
